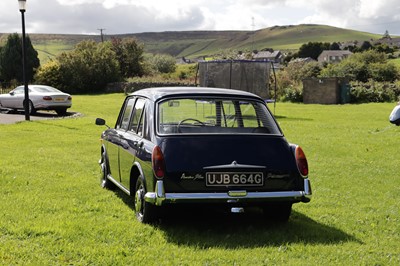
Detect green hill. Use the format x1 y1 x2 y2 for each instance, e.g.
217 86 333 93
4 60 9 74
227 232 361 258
123 24 382 58
0 24 385 64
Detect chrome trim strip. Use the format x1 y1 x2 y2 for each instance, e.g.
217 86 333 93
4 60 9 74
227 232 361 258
107 174 130 195
155 180 165 198
145 179 312 205
303 178 312 202
164 191 305 200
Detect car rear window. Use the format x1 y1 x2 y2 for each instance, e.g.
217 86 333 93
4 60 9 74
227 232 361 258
32 86 61 93
157 97 281 135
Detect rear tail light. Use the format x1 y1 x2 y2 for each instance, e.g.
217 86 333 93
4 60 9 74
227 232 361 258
295 146 308 177
68 96 72 100
152 146 165 179
43 96 52 101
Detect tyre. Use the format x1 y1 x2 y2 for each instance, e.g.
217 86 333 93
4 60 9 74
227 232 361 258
134 177 157 224
25 100 36 115
56 108 67 116
263 203 292 222
100 151 115 190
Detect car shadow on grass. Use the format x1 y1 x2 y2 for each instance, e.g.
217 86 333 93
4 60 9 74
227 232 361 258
274 115 313 121
115 191 359 248
0 109 82 125
156 206 360 248
2 109 76 117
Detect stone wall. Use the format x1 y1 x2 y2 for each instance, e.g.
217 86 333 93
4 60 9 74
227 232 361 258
303 78 350 104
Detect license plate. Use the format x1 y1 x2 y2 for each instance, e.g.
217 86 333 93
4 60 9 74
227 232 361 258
54 98 65 102
206 172 264 186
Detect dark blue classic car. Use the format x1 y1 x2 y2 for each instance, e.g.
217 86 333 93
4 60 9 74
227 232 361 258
96 87 312 223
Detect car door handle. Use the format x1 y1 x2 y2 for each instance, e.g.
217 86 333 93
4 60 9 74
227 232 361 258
135 141 144 149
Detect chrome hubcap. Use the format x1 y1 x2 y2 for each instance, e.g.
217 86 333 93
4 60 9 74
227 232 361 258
135 186 144 214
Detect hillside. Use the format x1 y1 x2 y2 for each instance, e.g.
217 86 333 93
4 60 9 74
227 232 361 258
0 24 384 63
134 24 382 58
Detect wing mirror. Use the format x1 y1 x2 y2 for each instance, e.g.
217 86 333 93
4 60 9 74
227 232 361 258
95 118 105 125
95 118 110 128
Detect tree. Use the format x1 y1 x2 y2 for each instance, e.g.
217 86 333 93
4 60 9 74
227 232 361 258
330 42 341 50
360 41 372 52
147 53 177 74
319 50 399 82
360 41 373 51
34 60 63 87
285 61 321 83
383 30 391 39
35 40 121 93
297 42 330 60
374 43 394 54
0 33 40 82
111 37 145 78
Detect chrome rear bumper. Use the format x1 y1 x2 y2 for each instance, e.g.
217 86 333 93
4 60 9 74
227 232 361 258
145 179 312 206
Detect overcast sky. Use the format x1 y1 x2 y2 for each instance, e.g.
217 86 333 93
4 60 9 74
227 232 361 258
1 0 399 36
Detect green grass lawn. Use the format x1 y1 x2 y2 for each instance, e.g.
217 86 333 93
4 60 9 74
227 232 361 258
1 95 399 265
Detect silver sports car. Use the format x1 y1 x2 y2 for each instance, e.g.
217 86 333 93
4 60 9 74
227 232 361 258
389 101 400 126
0 85 72 116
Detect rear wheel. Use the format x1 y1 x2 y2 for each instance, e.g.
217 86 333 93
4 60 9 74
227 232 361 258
56 108 67 116
263 203 292 222
134 177 157 224
24 100 36 115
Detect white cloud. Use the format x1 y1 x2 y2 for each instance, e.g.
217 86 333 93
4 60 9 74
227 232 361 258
0 0 399 35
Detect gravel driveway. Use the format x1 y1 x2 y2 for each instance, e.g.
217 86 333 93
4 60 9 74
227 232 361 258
0 109 79 124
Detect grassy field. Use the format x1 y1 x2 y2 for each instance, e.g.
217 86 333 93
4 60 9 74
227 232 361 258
34 40 75 64
0 94 399 265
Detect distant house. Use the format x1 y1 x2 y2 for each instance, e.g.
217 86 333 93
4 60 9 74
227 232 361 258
374 37 400 47
253 50 284 63
317 50 353 64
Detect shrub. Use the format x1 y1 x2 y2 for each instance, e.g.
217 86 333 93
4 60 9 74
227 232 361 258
369 62 399 82
350 80 400 103
111 38 145 78
34 60 63 87
319 50 399 83
273 61 317 102
280 85 303 102
35 40 121 93
286 61 321 83
146 54 177 74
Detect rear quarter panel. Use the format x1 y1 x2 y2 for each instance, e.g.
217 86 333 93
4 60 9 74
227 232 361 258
159 134 302 193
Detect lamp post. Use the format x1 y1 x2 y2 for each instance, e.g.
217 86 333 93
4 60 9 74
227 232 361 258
18 0 30 121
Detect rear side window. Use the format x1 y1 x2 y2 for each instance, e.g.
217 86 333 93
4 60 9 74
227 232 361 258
129 98 145 135
117 98 135 130
13 87 25 95
157 98 281 135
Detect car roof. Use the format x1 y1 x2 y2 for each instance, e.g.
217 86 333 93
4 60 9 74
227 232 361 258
129 87 263 102
16 85 57 90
